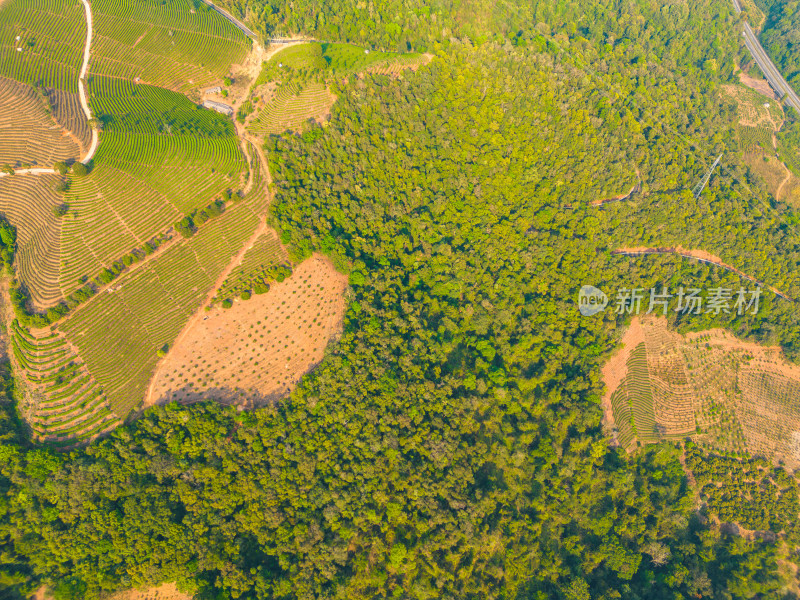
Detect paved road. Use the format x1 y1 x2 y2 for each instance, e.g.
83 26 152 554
733 0 800 113
200 0 256 38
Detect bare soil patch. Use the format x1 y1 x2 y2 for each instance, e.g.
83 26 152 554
148 254 347 407
736 68 778 101
108 582 192 600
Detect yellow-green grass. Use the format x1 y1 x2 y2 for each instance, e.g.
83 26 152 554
90 0 250 93
0 0 85 92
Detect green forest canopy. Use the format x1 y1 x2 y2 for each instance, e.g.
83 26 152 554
3 0 800 599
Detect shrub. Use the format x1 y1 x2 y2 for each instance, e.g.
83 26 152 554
71 162 89 177
156 344 169 358
174 216 195 238
52 203 69 218
254 282 270 294
53 161 68 175
240 290 251 300
53 179 69 194
222 299 233 309
97 268 115 284
0 165 14 175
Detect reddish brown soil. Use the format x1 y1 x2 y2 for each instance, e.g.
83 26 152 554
148 255 347 407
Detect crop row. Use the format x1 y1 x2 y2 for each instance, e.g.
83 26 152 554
60 198 261 417
12 321 120 444
0 0 86 92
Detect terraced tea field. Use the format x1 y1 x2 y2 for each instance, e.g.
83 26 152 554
0 76 87 167
248 81 335 135
58 174 267 417
738 124 774 152
214 230 289 302
149 255 347 406
90 0 250 93
11 320 120 446
604 317 800 465
0 174 64 308
0 0 86 92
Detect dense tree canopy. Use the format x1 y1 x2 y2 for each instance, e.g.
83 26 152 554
2 0 800 598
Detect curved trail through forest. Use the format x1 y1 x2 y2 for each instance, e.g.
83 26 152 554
613 246 792 300
0 0 96 178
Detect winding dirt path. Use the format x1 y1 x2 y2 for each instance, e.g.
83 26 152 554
0 0 96 177
776 162 793 201
613 245 792 300
77 0 98 164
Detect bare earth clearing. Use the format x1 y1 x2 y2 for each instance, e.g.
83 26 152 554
148 255 347 407
108 582 192 600
736 66 777 100
603 316 800 465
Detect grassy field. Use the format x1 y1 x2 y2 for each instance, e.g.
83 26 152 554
0 0 86 92
12 320 120 446
90 0 250 93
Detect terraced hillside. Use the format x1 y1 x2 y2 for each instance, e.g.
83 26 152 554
11 320 120 446
2 77 249 307
604 317 800 465
90 0 250 93
0 0 86 92
59 160 269 418
0 76 87 167
214 230 289 303
0 174 64 308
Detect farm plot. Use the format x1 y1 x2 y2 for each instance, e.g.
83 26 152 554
89 0 250 93
723 83 784 130
0 0 85 92
248 82 335 135
0 174 63 308
54 78 247 300
214 230 289 302
59 189 262 418
11 320 120 446
603 316 800 464
247 43 426 136
149 254 347 407
738 125 774 152
0 76 84 166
